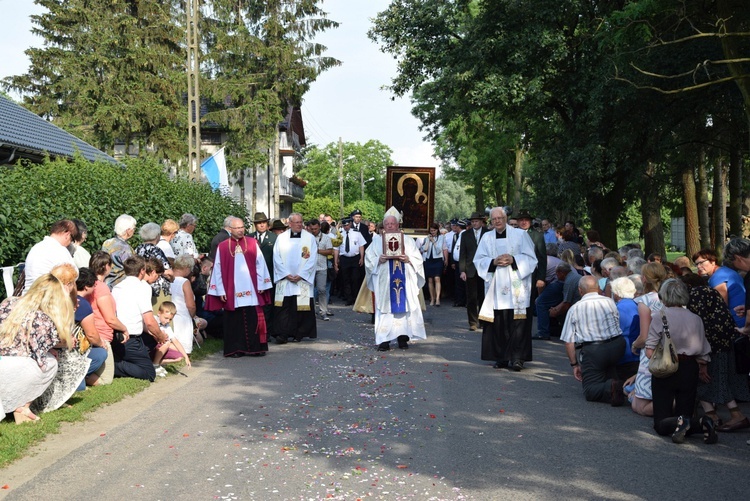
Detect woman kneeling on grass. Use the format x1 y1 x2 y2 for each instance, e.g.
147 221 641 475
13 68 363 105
0 274 73 424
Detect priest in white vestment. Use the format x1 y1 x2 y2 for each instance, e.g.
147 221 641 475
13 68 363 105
474 206 537 370
206 217 272 357
272 213 318 343
366 208 426 351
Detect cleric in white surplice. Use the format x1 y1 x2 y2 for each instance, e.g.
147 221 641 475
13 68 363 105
474 206 537 371
365 207 426 351
272 213 318 343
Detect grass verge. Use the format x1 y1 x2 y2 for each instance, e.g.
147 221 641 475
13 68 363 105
0 338 223 469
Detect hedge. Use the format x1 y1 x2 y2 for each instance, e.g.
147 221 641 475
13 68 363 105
0 155 248 295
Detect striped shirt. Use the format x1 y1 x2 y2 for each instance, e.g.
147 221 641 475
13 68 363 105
560 292 622 344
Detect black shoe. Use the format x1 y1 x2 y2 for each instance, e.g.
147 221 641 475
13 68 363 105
227 353 243 358
398 340 409 349
532 335 550 340
275 337 288 345
610 379 625 407
493 361 508 369
672 415 690 444
327 311 335 316
511 360 523 372
249 352 266 357
377 342 390 352
701 416 718 444
290 338 302 343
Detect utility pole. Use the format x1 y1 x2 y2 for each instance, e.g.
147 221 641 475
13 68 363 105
360 162 364 200
186 0 201 180
338 137 344 218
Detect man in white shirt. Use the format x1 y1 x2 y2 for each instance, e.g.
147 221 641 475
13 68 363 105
560 276 626 406
23 219 78 294
112 256 166 381
309 220 333 320
448 219 466 307
334 218 365 306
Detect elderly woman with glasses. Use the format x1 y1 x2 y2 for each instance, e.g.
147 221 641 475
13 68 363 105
692 248 746 328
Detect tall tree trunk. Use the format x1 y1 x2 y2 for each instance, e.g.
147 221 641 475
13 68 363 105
681 162 700 258
588 173 626 251
697 148 711 248
712 155 727 256
728 135 743 237
474 173 485 213
641 162 665 257
513 147 523 210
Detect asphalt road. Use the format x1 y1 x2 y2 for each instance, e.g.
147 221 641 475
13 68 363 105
2 300 749 500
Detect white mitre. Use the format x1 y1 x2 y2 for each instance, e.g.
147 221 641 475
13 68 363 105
384 206 403 223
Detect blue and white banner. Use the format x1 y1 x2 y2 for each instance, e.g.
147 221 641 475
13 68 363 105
200 146 228 191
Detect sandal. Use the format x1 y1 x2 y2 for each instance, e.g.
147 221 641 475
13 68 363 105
701 416 718 444
13 407 40 424
704 411 723 427
672 415 690 444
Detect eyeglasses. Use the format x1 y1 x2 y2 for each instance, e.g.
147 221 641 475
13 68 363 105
695 259 710 267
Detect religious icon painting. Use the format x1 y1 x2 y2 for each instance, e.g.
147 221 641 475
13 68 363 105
385 166 435 236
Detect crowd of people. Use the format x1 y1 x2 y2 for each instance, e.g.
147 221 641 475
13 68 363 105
2 208 749 449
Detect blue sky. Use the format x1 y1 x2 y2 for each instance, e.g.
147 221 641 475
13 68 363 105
0 0 438 169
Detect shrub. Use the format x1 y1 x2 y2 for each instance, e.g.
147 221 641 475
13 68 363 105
0 155 248 285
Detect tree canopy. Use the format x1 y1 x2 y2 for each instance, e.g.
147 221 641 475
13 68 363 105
4 0 339 173
370 0 750 252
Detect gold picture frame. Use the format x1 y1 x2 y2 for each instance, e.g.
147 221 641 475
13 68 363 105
385 166 435 235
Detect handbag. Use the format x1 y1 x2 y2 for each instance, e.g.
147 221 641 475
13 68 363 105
734 335 750 375
72 323 91 354
648 310 679 378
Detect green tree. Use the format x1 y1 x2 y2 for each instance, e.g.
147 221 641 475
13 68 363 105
4 0 185 159
434 178 474 222
201 0 340 173
296 140 394 213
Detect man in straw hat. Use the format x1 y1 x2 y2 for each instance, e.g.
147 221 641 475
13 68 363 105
459 211 490 331
365 207 426 351
250 212 277 338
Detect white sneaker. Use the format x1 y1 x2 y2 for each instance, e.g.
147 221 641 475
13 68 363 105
322 314 330 321
153 366 167 378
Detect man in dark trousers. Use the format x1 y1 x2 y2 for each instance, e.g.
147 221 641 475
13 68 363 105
350 209 371 291
249 212 277 338
516 209 547 362
459 211 490 331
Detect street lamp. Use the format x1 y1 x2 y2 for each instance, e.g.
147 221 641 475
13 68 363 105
361 176 375 200
338 140 355 218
